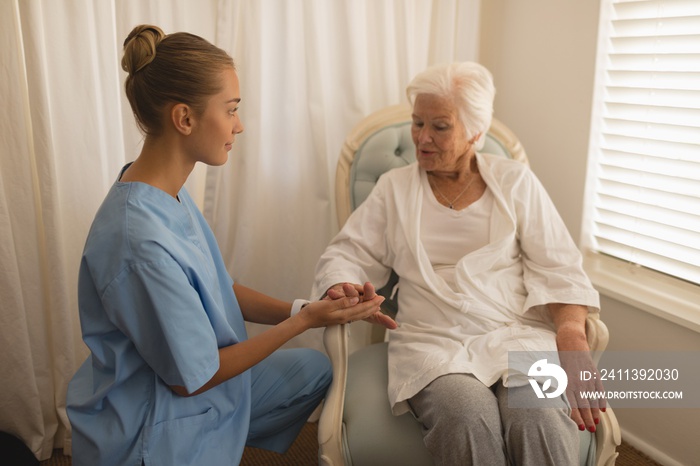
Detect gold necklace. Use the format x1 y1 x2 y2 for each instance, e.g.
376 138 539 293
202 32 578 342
429 173 477 209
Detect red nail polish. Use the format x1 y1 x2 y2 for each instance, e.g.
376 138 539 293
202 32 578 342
601 407 606 412
594 418 599 425
578 424 585 431
588 426 596 433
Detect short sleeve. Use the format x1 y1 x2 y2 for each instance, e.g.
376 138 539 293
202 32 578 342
102 258 221 393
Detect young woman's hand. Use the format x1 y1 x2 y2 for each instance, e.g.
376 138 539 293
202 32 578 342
298 291 386 328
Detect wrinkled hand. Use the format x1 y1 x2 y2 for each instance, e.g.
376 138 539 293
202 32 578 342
325 282 398 330
557 330 606 433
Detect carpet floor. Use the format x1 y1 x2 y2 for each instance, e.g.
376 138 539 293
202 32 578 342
39 422 663 465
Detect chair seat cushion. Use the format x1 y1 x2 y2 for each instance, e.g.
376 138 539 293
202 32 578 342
343 342 434 466
343 342 595 466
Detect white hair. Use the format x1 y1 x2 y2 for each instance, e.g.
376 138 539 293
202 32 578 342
406 62 496 150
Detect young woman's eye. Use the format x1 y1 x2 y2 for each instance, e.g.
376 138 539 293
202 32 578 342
228 107 239 115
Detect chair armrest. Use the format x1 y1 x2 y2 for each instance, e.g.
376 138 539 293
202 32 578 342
319 324 350 466
585 314 610 362
585 315 621 465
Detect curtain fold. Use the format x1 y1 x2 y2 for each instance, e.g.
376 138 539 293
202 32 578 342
0 0 479 459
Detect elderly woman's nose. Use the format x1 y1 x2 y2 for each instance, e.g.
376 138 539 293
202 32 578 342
418 126 433 143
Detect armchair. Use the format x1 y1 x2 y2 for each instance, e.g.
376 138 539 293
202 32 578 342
318 104 621 466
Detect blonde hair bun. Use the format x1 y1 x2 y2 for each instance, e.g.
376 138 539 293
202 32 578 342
121 25 166 74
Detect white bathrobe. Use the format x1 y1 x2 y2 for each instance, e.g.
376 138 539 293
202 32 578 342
312 152 600 415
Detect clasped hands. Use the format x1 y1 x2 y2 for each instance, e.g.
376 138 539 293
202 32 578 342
325 282 398 330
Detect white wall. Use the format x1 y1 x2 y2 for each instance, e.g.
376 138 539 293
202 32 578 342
479 1 700 465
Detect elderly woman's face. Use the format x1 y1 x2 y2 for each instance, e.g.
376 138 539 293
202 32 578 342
411 93 474 173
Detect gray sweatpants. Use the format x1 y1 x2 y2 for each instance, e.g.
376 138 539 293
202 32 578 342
408 373 579 466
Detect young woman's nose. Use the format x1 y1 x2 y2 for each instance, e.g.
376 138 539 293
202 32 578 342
233 117 244 134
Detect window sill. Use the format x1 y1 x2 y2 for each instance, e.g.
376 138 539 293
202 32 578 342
584 252 700 334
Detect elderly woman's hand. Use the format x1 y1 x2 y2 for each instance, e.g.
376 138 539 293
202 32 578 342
549 303 606 434
325 282 398 330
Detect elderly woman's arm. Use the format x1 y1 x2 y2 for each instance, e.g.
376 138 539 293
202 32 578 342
549 303 588 347
312 174 399 329
549 303 604 433
312 176 395 299
511 166 603 431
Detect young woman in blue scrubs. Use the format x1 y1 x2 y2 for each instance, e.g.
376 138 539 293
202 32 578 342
66 25 388 466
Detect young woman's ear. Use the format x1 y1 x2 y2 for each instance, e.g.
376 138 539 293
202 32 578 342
171 103 194 135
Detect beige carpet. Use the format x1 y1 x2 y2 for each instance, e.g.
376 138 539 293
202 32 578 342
40 423 662 465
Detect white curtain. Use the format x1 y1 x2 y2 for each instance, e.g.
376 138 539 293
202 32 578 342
0 0 478 459
1 1 126 460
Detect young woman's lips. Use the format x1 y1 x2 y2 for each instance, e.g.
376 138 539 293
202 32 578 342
225 143 233 151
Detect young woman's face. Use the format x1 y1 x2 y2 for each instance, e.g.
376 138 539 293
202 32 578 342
191 67 243 166
411 93 474 173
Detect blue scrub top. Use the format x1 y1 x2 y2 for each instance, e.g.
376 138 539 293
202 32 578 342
67 167 251 466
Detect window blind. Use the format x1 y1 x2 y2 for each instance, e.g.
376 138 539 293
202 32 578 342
588 0 700 285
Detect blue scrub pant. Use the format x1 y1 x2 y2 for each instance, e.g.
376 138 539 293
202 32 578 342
246 348 332 453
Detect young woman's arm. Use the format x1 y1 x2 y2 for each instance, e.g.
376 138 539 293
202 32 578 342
233 283 297 325
171 287 383 396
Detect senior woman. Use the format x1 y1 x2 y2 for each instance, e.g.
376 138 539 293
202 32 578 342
312 62 603 465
